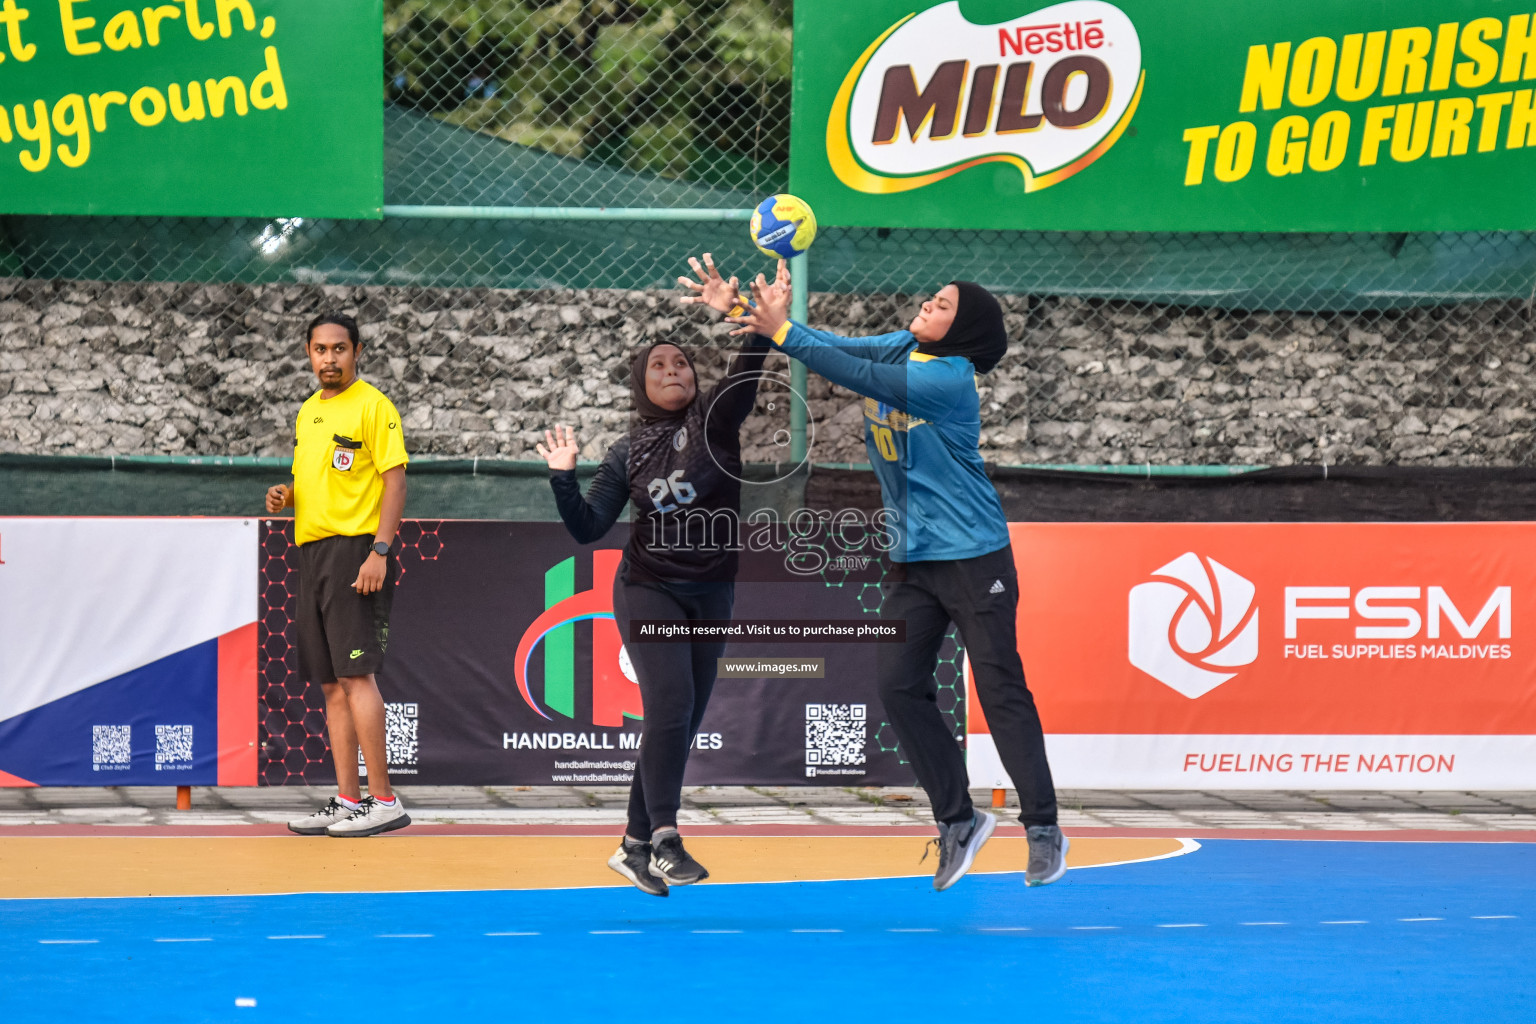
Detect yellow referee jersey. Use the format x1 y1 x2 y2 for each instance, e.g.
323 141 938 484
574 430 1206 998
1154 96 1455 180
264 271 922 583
291 380 409 546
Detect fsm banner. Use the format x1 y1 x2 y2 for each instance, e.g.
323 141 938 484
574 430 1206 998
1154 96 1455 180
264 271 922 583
258 520 925 788
967 522 1536 790
0 0 382 217
0 518 258 786
792 0 1536 230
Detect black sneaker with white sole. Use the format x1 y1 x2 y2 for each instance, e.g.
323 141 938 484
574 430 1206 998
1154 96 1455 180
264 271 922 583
649 832 709 885
928 810 997 891
1025 824 1069 886
607 841 669 897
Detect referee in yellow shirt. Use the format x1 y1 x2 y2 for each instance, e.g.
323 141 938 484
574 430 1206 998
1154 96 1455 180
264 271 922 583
266 314 412 838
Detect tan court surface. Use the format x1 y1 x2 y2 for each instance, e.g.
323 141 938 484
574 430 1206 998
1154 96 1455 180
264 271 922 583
0 835 1186 899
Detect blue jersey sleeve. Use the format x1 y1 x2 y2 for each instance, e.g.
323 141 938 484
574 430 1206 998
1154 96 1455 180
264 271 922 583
774 322 970 422
775 323 912 363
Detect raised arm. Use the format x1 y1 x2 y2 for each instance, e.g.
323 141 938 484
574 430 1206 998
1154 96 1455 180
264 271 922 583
702 335 773 431
729 271 966 420
678 252 772 431
540 427 629 544
780 327 970 420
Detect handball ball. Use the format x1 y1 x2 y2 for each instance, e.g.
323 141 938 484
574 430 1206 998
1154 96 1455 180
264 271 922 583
750 193 817 260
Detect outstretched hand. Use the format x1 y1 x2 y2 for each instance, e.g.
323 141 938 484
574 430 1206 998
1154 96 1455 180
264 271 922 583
726 259 792 338
536 425 580 472
677 252 744 314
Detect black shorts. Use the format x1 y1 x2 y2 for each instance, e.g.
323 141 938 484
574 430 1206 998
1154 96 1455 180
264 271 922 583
294 534 398 683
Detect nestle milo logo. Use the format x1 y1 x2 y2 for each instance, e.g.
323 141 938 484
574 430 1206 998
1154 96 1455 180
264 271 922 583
828 1 1144 195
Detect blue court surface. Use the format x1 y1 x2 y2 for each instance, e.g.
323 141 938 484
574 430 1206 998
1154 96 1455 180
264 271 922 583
1 838 1531 1023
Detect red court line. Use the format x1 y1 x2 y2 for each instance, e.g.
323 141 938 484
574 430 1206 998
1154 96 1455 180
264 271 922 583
2 823 1533 842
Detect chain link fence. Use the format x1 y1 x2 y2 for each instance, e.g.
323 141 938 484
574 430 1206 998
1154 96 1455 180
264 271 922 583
4 0 1536 468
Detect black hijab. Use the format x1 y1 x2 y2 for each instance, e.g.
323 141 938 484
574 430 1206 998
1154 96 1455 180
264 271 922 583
916 280 1009 373
629 342 697 423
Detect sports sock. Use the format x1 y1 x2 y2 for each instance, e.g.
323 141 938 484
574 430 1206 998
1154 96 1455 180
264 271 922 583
337 794 361 810
373 795 397 807
651 826 679 843
622 835 648 850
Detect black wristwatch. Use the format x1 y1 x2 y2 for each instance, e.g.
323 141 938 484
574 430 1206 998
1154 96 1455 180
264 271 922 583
371 540 391 557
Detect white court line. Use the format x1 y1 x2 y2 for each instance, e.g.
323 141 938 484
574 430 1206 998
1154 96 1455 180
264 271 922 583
1068 837 1204 872
486 931 540 936
1156 923 1206 929
1321 920 1368 925
267 935 325 940
235 998 257 1008
376 934 433 938
979 926 1031 932
1398 917 1442 922
1472 915 1517 919
791 929 842 933
590 930 640 935
887 928 938 933
38 939 99 944
692 929 743 934
154 937 212 943
1241 922 1289 927
1070 925 1119 931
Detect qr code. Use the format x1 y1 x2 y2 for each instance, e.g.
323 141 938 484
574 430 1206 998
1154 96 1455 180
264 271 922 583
805 703 867 765
359 703 419 776
155 725 194 768
92 725 131 770
385 702 419 766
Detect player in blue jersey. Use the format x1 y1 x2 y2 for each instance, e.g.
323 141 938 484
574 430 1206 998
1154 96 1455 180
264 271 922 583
727 265 1066 891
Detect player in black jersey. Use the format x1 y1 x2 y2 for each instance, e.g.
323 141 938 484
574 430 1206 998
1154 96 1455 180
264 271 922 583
537 255 774 896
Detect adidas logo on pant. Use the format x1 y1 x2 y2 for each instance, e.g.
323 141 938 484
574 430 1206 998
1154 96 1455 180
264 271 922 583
988 579 1005 595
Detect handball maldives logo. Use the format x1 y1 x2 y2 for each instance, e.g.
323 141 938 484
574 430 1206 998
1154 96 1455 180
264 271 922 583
828 0 1143 195
1128 553 1259 699
513 549 642 727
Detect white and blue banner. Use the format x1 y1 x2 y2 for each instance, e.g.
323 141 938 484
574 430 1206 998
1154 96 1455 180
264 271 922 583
0 519 258 787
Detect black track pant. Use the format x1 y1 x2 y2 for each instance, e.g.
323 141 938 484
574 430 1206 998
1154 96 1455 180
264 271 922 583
877 544 1058 828
611 562 734 838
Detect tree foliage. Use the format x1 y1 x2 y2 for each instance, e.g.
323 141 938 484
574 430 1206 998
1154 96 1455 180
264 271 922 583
385 0 792 191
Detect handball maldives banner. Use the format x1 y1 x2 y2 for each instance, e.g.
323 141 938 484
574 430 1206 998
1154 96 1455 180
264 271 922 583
257 520 918 789
791 0 1536 231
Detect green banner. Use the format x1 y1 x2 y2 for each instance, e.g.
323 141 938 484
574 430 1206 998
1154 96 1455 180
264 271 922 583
791 0 1536 231
0 0 382 218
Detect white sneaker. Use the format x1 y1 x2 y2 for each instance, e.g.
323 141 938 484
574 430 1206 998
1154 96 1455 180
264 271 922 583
288 797 358 836
325 796 411 838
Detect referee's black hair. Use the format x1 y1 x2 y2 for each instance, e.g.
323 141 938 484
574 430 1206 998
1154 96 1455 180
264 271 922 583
306 313 361 349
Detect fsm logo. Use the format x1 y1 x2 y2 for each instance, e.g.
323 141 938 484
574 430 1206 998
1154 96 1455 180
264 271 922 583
828 1 1143 195
1128 553 1259 699
513 549 642 726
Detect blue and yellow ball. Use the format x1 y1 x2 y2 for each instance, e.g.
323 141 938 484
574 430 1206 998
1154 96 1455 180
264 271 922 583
750 194 817 260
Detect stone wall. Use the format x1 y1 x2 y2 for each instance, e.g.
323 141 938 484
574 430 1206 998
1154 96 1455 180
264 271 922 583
2 277 1533 467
